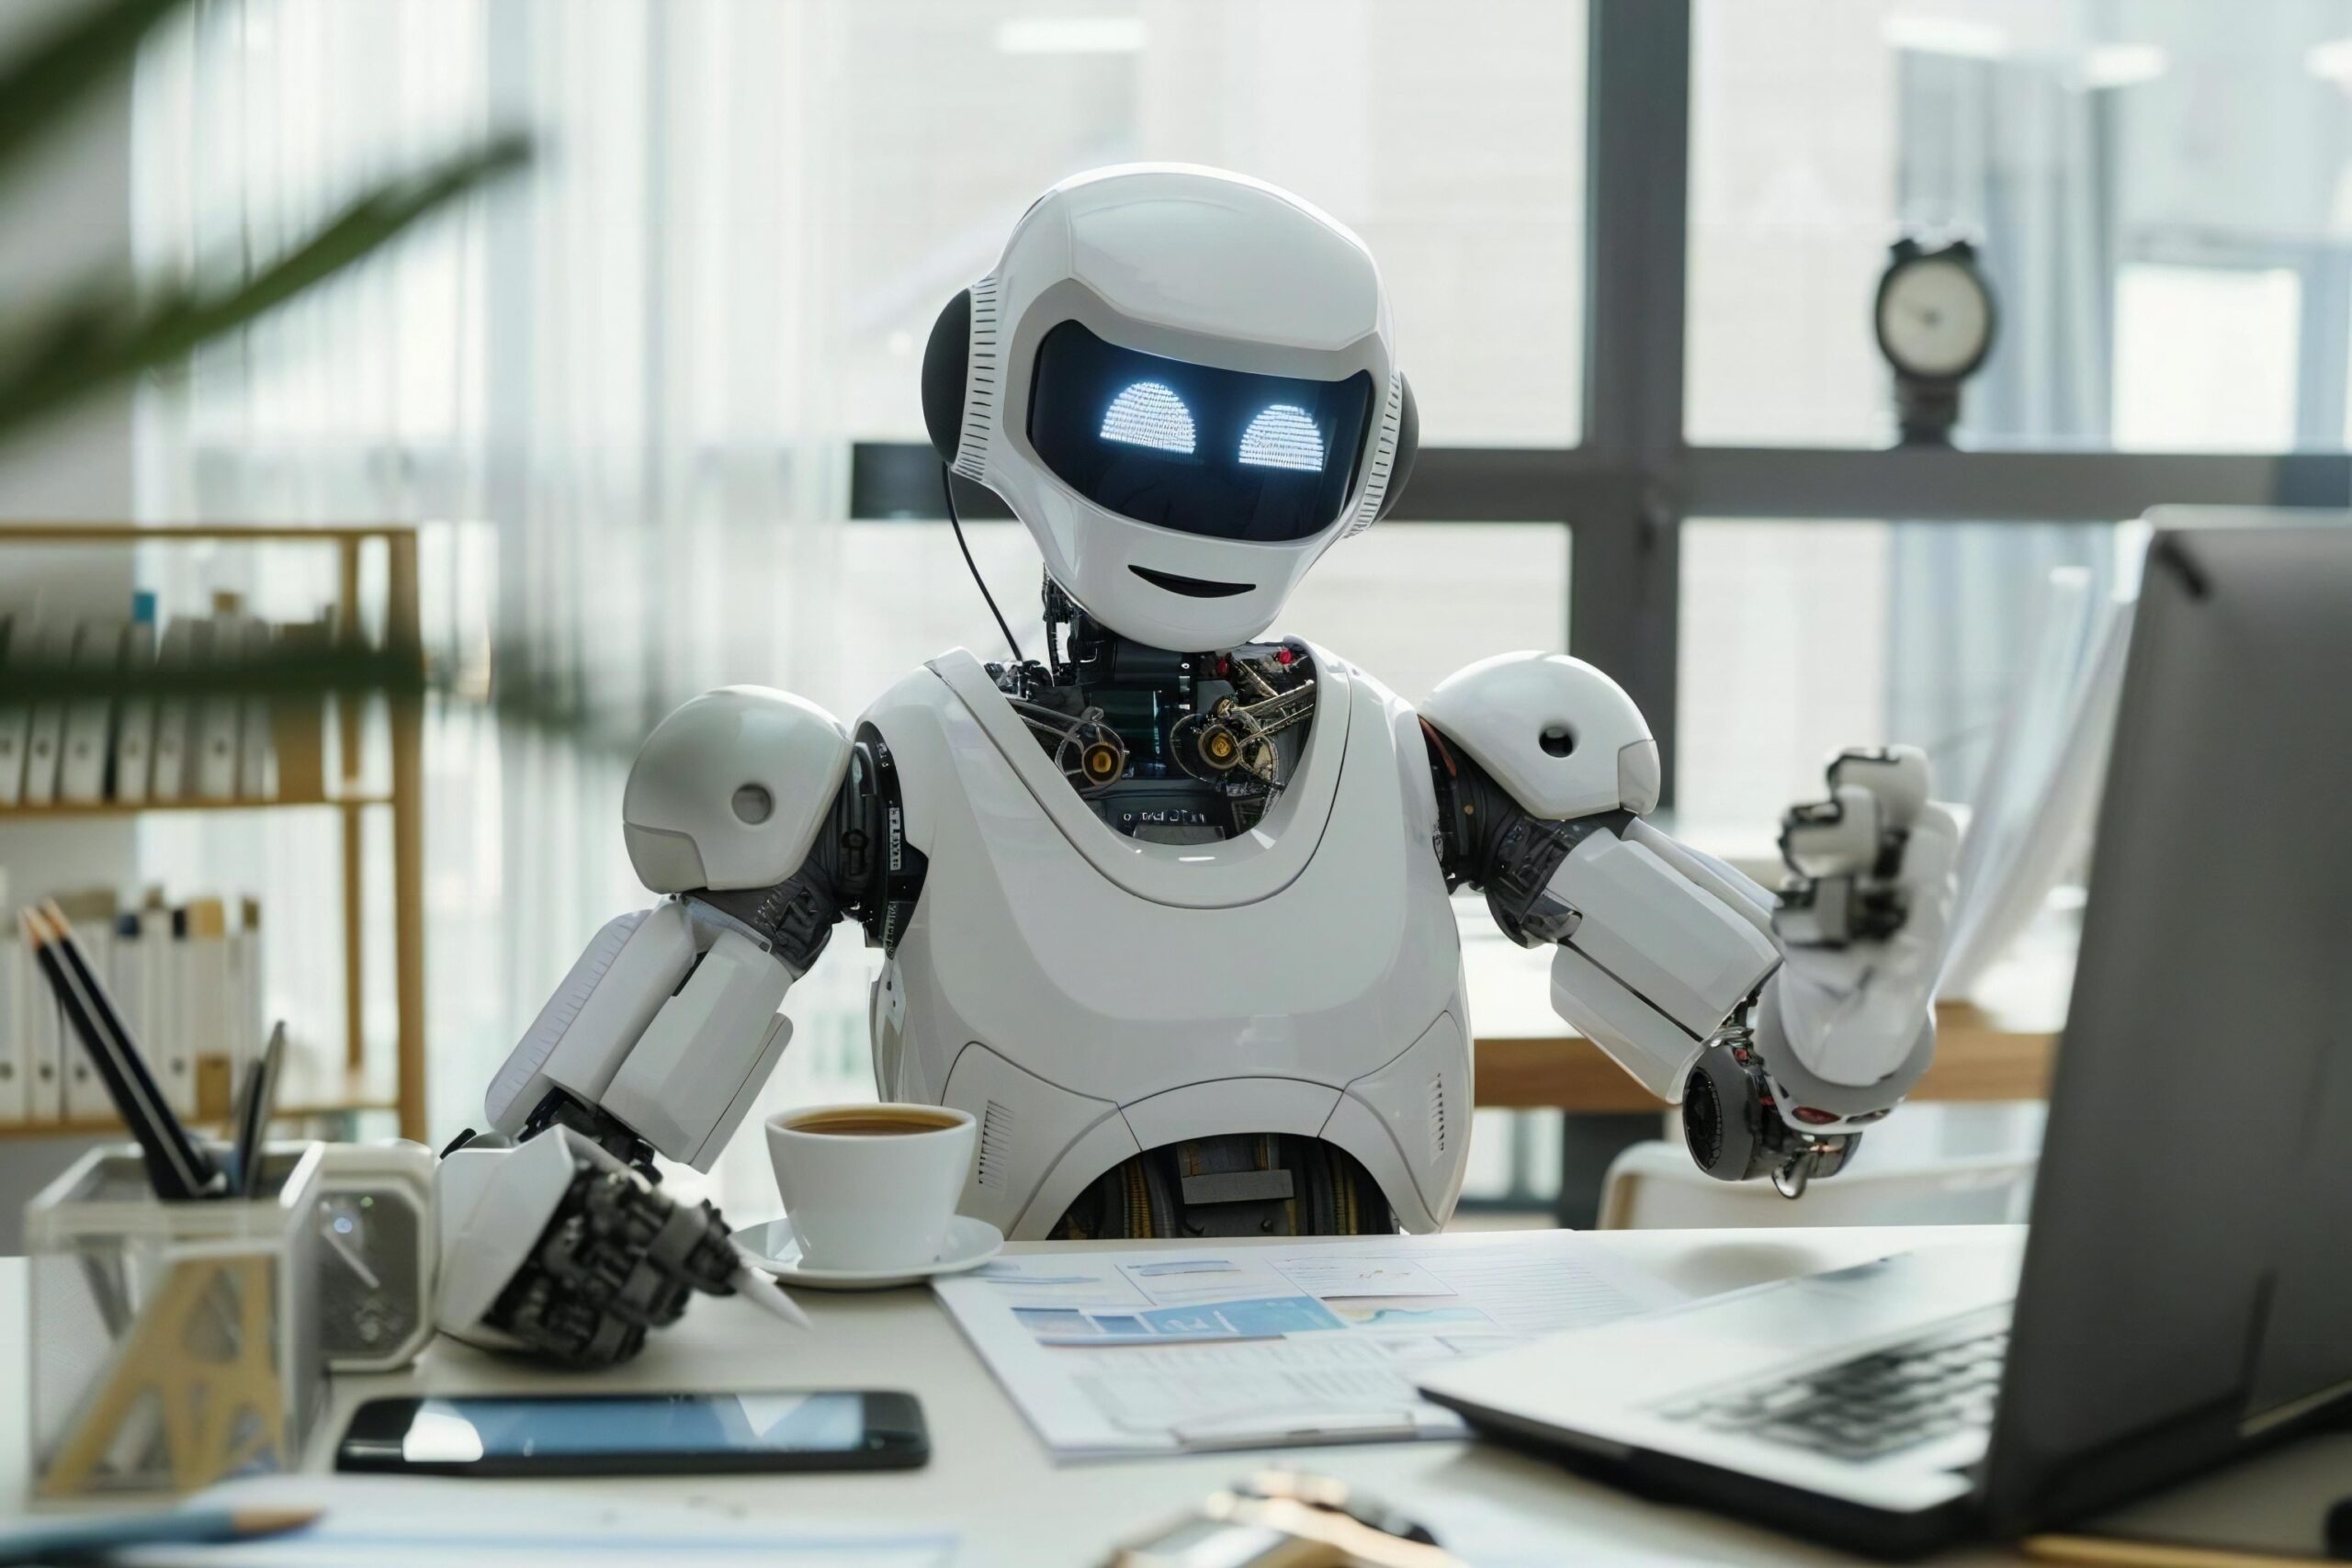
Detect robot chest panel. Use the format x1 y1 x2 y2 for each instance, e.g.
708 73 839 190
869 665 1463 1108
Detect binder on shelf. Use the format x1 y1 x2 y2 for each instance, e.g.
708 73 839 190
0 613 28 806
193 596 242 801
149 615 200 802
28 952 63 1120
180 897 233 1118
59 621 120 805
0 929 27 1122
21 622 76 806
111 593 159 805
232 897 263 1079
236 617 276 800
271 617 328 801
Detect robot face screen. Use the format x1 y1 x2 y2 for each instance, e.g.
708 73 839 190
1026 321 1376 543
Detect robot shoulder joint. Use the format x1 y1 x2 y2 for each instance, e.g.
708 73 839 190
1420 651 1659 820
623 686 852 893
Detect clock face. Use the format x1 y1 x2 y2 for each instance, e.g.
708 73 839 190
1878 257 1992 379
316 1190 427 1360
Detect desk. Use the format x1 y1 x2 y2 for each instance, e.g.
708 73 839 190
1475 1000 2060 1113
3 1225 2038 1565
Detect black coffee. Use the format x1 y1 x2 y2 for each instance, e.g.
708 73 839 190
786 1108 960 1137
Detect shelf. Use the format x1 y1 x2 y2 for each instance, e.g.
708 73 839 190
0 521 432 1142
0 524 421 546
0 795 392 820
0 1068 401 1141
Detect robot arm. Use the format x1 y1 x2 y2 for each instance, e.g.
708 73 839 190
484 902 797 1174
482 684 854 1171
435 685 861 1362
1421 652 1959 1194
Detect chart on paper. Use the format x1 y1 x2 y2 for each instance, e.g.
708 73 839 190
932 1230 1690 1459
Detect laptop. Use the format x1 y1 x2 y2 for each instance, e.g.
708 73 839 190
1419 525 2352 1559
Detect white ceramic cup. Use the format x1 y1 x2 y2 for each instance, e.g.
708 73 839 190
764 1101 977 1272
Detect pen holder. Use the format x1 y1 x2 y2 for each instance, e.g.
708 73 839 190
23 1142 326 1501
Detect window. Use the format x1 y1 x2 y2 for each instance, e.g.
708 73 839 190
1686 0 2352 449
1280 524 1570 702
834 0 1587 446
1675 519 2138 837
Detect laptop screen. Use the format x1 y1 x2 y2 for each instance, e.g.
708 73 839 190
1986 525 2352 1532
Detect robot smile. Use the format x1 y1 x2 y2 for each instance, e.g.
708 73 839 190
1128 564 1256 599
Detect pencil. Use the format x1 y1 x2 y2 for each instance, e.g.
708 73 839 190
0 1504 320 1566
39 897 219 1190
2024 1532 2334 1567
21 908 211 1201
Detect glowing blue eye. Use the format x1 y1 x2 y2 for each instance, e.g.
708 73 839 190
1101 381 1196 453
1238 404 1324 471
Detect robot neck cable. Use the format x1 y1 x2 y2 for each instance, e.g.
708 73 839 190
941 462 1023 663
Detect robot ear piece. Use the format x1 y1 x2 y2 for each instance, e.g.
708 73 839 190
922 288 973 468
1374 373 1419 523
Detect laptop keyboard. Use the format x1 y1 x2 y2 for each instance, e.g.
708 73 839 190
1660 1320 2008 1464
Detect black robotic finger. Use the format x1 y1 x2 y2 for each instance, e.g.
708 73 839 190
484 1155 744 1369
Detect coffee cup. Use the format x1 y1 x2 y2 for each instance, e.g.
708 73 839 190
764 1102 977 1272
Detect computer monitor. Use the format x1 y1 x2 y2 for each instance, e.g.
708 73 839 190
1985 525 2352 1533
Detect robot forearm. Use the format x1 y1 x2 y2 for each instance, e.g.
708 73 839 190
1536 826 1781 1101
483 898 805 1174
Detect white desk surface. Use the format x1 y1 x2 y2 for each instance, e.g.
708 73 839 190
2 1224 2063 1565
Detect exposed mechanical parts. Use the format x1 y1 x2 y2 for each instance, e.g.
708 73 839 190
1171 659 1317 787
1051 1134 1395 1240
1009 697 1129 795
1424 720 1628 946
1681 1028 1865 1198
483 1151 744 1368
990 583 1319 842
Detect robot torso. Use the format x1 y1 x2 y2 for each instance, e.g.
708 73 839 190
861 644 1472 1239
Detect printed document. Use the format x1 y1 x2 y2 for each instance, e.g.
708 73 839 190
933 1230 1688 1459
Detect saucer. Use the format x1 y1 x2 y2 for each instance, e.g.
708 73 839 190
732 1213 1004 1291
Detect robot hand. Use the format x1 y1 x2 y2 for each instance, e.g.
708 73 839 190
429 896 811 1364
1681 747 1961 1194
434 1126 809 1367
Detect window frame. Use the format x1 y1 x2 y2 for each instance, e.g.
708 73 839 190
847 0 2352 807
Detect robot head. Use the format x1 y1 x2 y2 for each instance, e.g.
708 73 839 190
922 164 1418 652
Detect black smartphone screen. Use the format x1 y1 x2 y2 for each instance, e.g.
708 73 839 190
338 1391 928 1476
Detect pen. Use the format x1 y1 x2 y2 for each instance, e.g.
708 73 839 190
730 1263 815 1330
0 1505 320 1566
39 898 221 1193
21 908 213 1201
233 1021 288 1199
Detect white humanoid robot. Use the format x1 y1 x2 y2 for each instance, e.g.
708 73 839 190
435 164 1959 1364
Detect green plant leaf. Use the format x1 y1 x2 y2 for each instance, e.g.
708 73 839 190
0 131 531 447
0 0 192 186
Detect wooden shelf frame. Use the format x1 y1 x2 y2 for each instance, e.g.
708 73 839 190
0 523 429 1142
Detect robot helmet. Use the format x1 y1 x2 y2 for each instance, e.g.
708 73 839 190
923 164 1418 652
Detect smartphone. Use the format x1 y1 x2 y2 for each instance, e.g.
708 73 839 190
336 1391 928 1476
